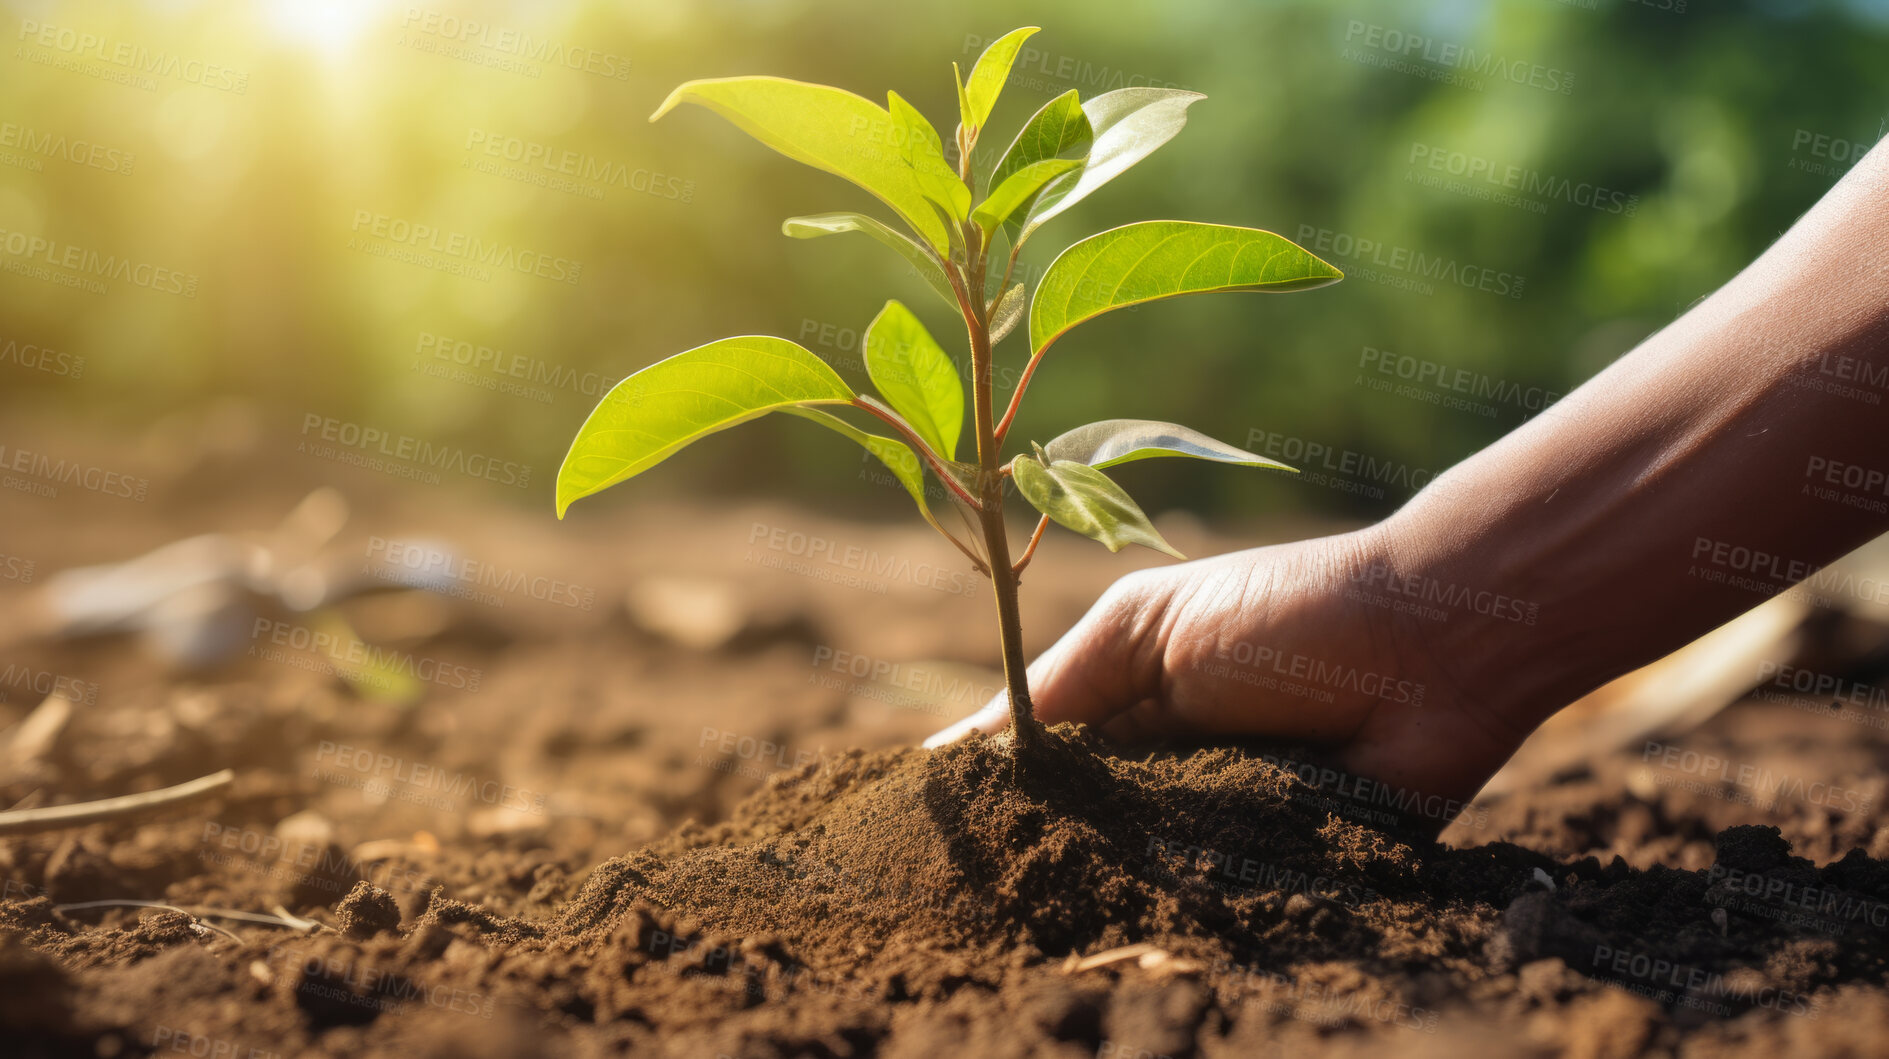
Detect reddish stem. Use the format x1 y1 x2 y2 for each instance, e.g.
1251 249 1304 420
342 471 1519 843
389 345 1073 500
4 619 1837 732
994 343 1051 445
1011 515 1050 577
851 397 982 511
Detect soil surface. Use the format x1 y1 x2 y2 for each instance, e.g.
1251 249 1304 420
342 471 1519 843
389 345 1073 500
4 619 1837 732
4 422 1889 1057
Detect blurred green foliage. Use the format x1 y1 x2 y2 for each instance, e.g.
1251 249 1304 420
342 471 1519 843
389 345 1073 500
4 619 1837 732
1 0 1884 522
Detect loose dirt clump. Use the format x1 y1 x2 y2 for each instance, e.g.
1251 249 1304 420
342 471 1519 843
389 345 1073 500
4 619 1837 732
337 882 402 940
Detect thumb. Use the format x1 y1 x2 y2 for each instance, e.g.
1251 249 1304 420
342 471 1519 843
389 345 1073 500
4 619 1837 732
923 570 1174 748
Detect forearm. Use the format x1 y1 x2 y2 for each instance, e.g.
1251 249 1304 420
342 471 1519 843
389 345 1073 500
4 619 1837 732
1382 139 1889 727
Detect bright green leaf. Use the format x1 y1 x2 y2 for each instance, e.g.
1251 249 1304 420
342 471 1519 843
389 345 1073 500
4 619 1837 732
963 27 1039 131
952 61 973 136
1012 454 1185 559
972 157 1082 232
1015 88 1206 244
888 91 970 222
1043 419 1295 471
981 224 1014 303
557 336 854 517
782 212 956 310
991 90 1091 235
652 76 953 253
991 90 1091 187
782 406 946 534
1030 221 1343 355
865 300 963 460
989 283 1026 345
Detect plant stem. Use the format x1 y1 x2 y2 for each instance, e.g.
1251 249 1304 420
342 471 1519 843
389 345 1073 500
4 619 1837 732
849 397 990 573
926 510 990 575
993 240 1022 311
962 225 1046 755
994 343 1049 445
986 518 1041 753
1012 514 1050 577
850 397 983 511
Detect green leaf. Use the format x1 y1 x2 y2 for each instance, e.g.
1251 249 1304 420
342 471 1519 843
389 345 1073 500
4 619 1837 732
981 224 1015 303
781 406 945 534
991 90 1092 234
939 458 982 499
1014 88 1205 244
962 27 1040 131
888 91 971 222
1030 221 1343 355
971 157 1082 233
865 300 963 460
1012 454 1185 559
557 336 854 517
1043 419 1295 471
988 283 1026 345
782 212 956 310
652 76 953 253
952 62 973 136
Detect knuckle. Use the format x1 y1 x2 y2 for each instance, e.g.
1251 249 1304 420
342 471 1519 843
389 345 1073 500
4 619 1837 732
1102 568 1162 609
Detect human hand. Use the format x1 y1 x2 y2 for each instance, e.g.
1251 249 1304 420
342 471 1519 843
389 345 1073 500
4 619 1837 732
925 525 1538 832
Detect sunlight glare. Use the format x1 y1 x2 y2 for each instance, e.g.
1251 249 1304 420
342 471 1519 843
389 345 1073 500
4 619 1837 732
261 0 388 58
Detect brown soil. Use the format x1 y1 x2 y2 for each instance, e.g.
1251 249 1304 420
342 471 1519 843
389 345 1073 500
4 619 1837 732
11 727 1889 1059
5 426 1889 1057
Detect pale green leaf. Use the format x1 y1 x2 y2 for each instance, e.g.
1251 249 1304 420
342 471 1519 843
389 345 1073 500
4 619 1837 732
1030 221 1343 355
981 224 1015 304
1012 454 1185 559
782 406 945 533
865 301 963 460
963 27 1039 131
988 283 1026 345
1043 419 1295 471
782 212 956 310
939 458 982 499
1015 88 1205 244
888 91 970 222
972 157 1082 233
652 76 952 253
991 90 1091 236
952 62 973 136
557 336 854 517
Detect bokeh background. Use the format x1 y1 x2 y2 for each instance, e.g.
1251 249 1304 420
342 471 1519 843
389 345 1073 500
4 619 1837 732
3 0 1887 524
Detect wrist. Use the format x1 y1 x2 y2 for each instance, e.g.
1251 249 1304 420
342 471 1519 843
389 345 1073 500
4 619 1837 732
1365 495 1578 734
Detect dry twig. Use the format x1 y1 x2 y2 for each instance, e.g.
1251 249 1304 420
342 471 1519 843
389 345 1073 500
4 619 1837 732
0 768 234 836
52 899 321 935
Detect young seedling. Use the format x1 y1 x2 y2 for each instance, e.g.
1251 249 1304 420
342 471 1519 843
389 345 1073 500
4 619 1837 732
556 27 1341 757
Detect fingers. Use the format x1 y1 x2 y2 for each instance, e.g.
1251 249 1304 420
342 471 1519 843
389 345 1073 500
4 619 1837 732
1335 692 1520 832
924 570 1173 748
1098 698 1194 744
921 696 1009 748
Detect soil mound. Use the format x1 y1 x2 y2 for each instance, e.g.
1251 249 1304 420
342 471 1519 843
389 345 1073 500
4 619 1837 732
533 726 1889 1056
559 727 1428 961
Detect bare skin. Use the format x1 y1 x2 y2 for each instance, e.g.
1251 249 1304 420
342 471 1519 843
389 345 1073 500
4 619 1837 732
928 139 1889 831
